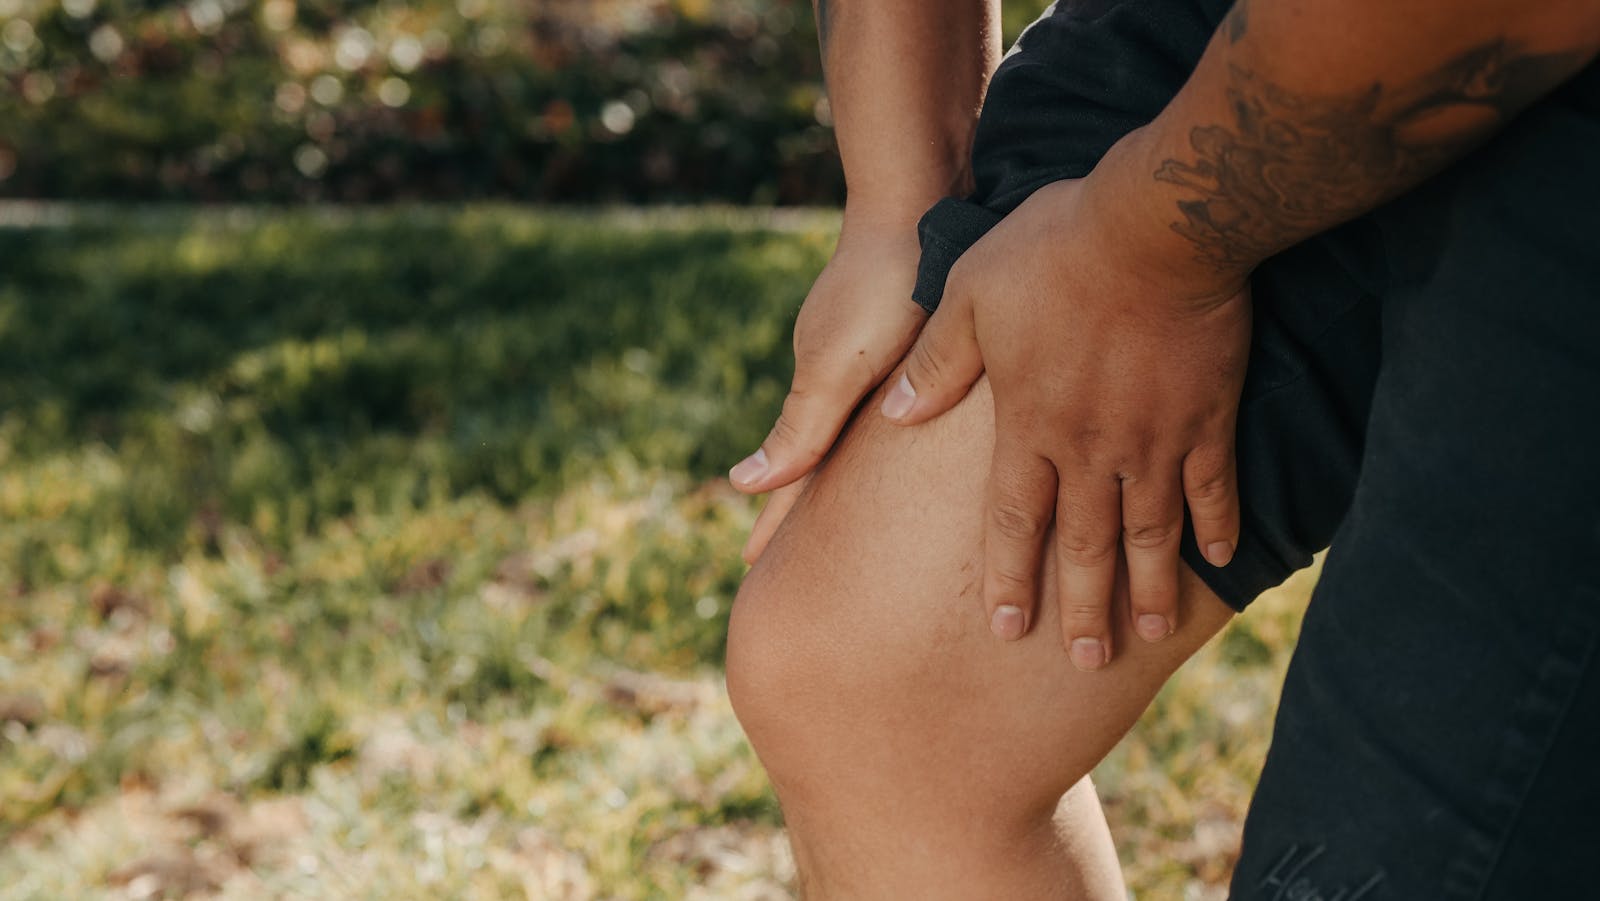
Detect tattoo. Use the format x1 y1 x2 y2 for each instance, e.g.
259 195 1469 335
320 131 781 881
1223 1 1248 44
1154 38 1588 271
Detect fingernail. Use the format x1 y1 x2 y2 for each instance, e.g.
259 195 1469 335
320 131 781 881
880 374 916 421
1137 614 1173 642
729 448 769 486
1070 638 1106 672
1205 541 1235 567
990 605 1026 641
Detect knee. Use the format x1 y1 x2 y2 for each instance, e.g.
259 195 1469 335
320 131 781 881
723 566 770 738
724 558 814 769
725 543 1012 813
724 546 894 798
725 544 1114 898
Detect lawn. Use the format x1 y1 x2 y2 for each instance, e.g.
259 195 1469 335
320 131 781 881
0 205 1310 899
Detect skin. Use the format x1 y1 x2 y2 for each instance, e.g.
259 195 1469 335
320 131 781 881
728 0 1002 506
883 177 1250 671
731 0 1600 895
729 6 1139 889
880 0 1600 671
729 377 1234 899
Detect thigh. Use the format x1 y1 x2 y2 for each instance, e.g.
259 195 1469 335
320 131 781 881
1230 95 1600 900
728 376 1237 893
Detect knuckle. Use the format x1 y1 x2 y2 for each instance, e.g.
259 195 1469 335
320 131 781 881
1073 425 1105 445
1057 533 1116 566
1186 468 1233 503
1122 521 1180 550
990 502 1046 543
1185 447 1234 497
1068 425 1106 457
766 414 826 463
987 564 1034 591
1189 505 1233 531
908 337 951 385
1109 443 1155 476
1059 602 1110 626
766 410 804 445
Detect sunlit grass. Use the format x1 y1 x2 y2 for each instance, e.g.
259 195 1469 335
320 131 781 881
0 206 1306 899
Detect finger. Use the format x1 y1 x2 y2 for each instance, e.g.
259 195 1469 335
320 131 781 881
981 437 1057 642
1183 441 1240 568
742 478 809 565
1120 465 1184 643
1055 470 1121 671
730 377 854 494
880 290 983 426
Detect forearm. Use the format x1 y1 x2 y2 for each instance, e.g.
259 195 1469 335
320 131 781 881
816 0 1001 228
1090 0 1600 287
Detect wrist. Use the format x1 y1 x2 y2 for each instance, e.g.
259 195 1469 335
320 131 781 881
1083 125 1256 301
834 210 923 265
839 194 942 236
842 162 975 232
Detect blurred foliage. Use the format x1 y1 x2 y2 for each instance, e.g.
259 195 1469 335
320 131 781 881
0 0 1049 204
0 206 823 897
0 208 1307 898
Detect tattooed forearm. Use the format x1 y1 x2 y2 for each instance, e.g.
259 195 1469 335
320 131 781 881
1154 39 1589 271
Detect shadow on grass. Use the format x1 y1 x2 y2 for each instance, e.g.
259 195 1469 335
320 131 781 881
0 208 827 861
0 207 834 553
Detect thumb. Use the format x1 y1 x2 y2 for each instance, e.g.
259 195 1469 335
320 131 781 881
729 376 852 494
880 292 983 425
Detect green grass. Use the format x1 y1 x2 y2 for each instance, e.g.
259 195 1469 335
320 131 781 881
0 205 1309 899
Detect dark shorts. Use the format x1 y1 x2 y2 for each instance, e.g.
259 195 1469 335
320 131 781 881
912 2 1600 896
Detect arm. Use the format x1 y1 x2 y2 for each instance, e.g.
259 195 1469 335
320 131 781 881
883 0 1599 668
1094 0 1600 289
733 0 1001 556
817 0 1001 227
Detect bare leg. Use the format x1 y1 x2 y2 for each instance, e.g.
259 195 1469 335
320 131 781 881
727 377 1236 899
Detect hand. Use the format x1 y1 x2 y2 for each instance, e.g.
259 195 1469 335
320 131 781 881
732 218 927 563
880 177 1250 670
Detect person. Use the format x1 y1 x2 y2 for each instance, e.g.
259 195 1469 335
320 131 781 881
725 0 1600 897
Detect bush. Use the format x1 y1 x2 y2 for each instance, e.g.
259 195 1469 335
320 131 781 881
0 0 839 203
0 0 1049 204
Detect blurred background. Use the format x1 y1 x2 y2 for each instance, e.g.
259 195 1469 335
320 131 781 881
0 1 1309 898
0 0 850 204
